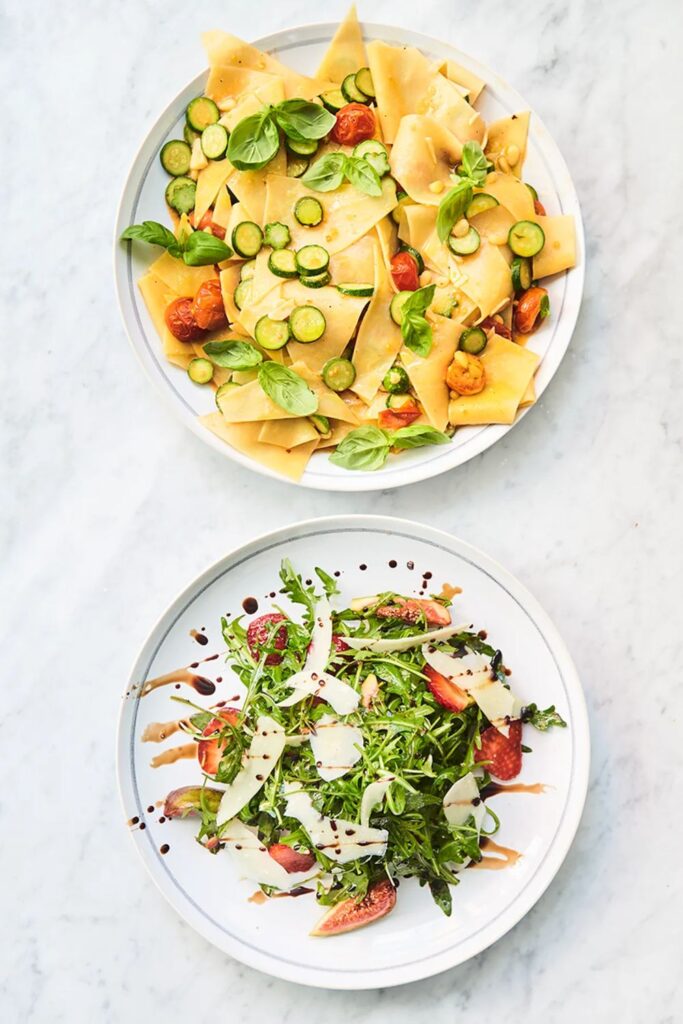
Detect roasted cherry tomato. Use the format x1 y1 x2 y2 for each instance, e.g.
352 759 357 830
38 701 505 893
378 405 421 430
514 286 550 334
533 198 547 216
191 279 228 331
268 844 316 873
196 208 226 240
164 296 206 342
331 103 376 146
246 613 288 666
197 708 240 776
390 251 420 292
479 316 512 340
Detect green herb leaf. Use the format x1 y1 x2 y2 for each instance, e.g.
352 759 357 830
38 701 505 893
458 141 489 187
329 426 392 471
399 284 436 357
540 294 551 319
428 877 453 916
202 340 262 369
391 424 450 449
182 230 233 266
227 108 280 170
436 180 473 242
344 156 382 197
257 362 318 416
302 153 347 192
522 704 567 731
120 220 179 250
314 566 340 598
274 99 336 141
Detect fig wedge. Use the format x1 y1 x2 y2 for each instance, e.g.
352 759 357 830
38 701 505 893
268 843 317 873
376 598 451 627
163 786 223 819
310 879 396 937
197 708 240 775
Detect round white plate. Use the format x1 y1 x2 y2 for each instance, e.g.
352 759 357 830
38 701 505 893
114 23 585 492
117 515 589 988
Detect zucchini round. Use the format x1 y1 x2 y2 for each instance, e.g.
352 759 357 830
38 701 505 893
352 139 389 176
160 139 192 177
300 270 331 288
294 196 323 226
201 123 228 160
187 357 214 384
389 290 414 326
215 381 240 408
287 136 318 157
254 316 290 350
309 413 331 437
322 357 356 392
289 305 326 342
268 248 298 279
355 67 376 99
287 156 310 178
239 259 256 281
264 221 291 250
233 280 253 310
183 123 200 147
295 244 329 276
511 256 533 294
448 226 481 256
342 72 368 104
186 96 220 133
508 220 545 258
336 282 374 297
386 393 416 410
459 326 487 355
232 221 264 258
165 176 196 214
320 89 346 113
466 193 499 218
382 365 410 394
525 183 539 202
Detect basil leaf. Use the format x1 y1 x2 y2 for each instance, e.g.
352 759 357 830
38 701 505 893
402 284 435 318
274 99 336 141
402 311 432 357
227 109 279 170
302 153 347 192
120 220 178 250
329 426 392 471
459 141 488 187
391 424 450 449
344 156 382 197
436 180 473 242
202 340 262 369
182 230 233 266
258 362 318 416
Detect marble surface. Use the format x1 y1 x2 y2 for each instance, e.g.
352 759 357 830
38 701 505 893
2 0 682 1020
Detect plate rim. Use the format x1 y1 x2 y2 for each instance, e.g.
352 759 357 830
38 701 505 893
116 513 590 989
113 21 586 493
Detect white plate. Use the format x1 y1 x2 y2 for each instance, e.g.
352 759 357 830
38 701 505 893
114 22 585 492
117 515 589 988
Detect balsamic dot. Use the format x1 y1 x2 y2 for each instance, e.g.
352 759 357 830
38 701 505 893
423 571 432 580
333 571 341 578
359 563 367 571
130 816 139 825
159 816 166 824
388 560 397 568
147 805 155 813
407 560 414 570
139 823 146 830
160 844 170 855
175 684 181 689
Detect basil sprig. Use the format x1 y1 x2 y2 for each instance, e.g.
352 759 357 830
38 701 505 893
329 422 449 471
202 340 263 370
120 221 233 266
258 362 318 416
227 99 335 171
302 153 382 197
400 285 436 357
436 141 491 243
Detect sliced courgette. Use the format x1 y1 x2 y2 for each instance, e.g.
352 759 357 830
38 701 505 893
389 290 414 326
300 270 331 288
186 96 220 133
448 226 481 256
355 67 376 100
287 156 310 178
466 193 499 218
459 326 487 355
264 221 291 250
322 357 355 392
508 220 545 258
320 89 346 113
239 259 256 281
287 136 318 157
399 243 424 274
187 357 214 384
160 140 192 177
525 183 539 202
352 139 389 176
254 316 290 350
232 221 264 258
233 280 253 310
386 393 415 410
289 305 326 342
296 244 329 276
294 196 323 226
201 123 228 160
391 190 414 225
309 413 331 437
165 176 196 214
184 123 200 147
511 256 533 294
215 381 240 408
342 72 368 104
336 282 374 297
382 365 410 394
268 248 298 278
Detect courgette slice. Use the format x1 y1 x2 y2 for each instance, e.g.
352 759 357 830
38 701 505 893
391 190 414 225
187 357 214 384
386 393 415 410
459 326 488 355
508 220 545 258
268 248 298 278
233 280 253 310
239 259 256 281
525 183 539 202
389 290 414 326
215 381 240 408
296 244 329 276
309 413 331 437
294 196 323 226
382 365 410 394
448 226 481 256
300 270 331 288
183 123 200 147
165 176 196 214
289 305 326 342
511 256 533 294
254 316 290 350
399 243 424 274
287 156 310 178
336 282 374 297
201 123 229 160
342 72 368 104
186 96 220 133
264 221 291 250
466 193 499 218
232 221 264 258
352 139 389 176
320 89 346 113
355 67 376 99
287 136 318 157
322 357 355 392
160 140 192 177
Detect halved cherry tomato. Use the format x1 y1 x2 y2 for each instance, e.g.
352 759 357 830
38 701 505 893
165 297 206 342
424 664 473 713
479 316 512 340
331 103 376 146
268 843 316 873
514 286 550 335
376 598 451 627
246 613 288 666
378 406 421 430
198 209 227 240
390 251 420 291
533 198 546 216
197 708 240 776
191 279 228 331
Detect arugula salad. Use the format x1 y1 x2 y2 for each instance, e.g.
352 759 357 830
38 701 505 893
120 6 577 482
163 561 566 936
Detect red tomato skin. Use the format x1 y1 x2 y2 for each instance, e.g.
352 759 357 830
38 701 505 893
191 279 228 331
164 297 206 342
197 209 226 240
197 709 240 775
378 406 421 431
331 103 376 146
390 252 420 291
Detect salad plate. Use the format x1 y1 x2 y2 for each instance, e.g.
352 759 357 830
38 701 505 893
114 13 584 491
117 515 589 988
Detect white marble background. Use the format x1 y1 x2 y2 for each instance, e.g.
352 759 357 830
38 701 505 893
2 0 682 1019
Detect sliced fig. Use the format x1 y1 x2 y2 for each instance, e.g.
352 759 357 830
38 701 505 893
310 879 396 937
376 598 451 627
197 708 240 775
163 786 223 819
424 664 473 713
268 843 317 873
